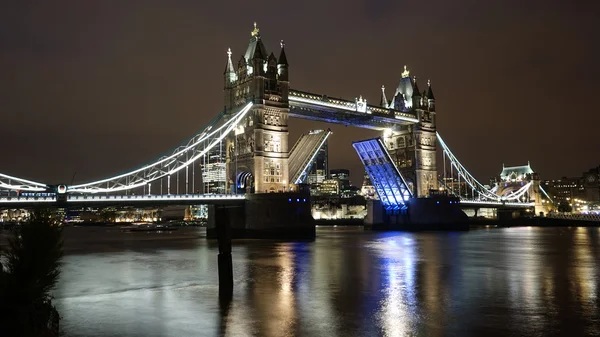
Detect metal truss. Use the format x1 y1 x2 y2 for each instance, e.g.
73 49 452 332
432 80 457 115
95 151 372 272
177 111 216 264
437 132 538 203
353 138 412 210
436 132 501 201
289 129 332 184
67 103 253 193
0 173 49 192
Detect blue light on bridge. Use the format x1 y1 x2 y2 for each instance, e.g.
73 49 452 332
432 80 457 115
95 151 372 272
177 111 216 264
352 138 412 211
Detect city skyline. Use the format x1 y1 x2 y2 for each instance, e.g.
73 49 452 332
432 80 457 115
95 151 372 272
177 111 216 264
0 1 598 186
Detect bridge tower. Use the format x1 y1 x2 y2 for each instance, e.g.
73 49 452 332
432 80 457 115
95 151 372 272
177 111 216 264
381 67 438 197
223 23 290 194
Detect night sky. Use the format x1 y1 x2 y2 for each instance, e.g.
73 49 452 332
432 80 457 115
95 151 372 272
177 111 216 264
1 1 599 187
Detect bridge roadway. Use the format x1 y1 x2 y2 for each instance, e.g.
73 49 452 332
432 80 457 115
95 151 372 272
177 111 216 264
0 194 533 210
459 200 534 209
0 194 245 208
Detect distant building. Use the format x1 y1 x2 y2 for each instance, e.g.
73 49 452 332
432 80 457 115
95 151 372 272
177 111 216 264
582 166 600 202
330 169 350 181
307 134 328 184
200 140 226 194
494 163 543 204
441 177 468 198
360 172 377 199
499 163 534 182
318 179 340 196
543 165 600 204
542 178 586 207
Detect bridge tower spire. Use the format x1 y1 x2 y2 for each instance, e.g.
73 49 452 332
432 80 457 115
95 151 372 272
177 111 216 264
224 48 236 88
278 40 289 81
380 85 388 108
412 76 422 109
224 23 290 194
426 79 435 111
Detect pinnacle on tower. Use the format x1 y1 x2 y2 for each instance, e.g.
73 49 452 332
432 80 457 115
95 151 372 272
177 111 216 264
277 39 289 81
401 65 410 78
224 48 236 85
380 85 388 108
426 79 435 100
412 76 421 96
251 22 260 37
278 40 288 65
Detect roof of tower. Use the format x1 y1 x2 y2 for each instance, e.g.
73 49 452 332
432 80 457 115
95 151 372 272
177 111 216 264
412 76 421 96
395 65 415 99
268 52 277 63
500 163 534 181
278 40 288 65
244 23 267 62
426 79 435 100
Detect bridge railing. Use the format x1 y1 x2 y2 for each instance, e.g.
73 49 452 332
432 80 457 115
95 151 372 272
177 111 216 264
0 194 246 204
0 196 57 203
67 194 245 201
546 212 600 222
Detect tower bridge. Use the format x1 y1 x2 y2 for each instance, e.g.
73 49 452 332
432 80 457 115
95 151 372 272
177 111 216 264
0 23 550 234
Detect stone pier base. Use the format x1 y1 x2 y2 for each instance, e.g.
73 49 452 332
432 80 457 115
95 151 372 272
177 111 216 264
366 196 469 231
207 192 315 240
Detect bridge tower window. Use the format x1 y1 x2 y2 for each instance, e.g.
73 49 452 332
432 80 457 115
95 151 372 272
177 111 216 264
397 137 406 148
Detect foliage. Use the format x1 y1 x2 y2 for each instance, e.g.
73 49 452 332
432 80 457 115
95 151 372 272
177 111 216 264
557 201 572 213
0 208 63 337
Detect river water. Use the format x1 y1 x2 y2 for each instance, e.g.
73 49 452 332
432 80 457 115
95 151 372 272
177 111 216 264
51 226 600 337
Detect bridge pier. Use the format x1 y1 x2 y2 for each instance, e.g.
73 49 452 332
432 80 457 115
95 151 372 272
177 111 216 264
214 205 234 299
207 192 315 240
365 196 469 231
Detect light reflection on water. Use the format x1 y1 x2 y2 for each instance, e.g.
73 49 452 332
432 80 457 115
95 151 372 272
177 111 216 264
53 226 600 337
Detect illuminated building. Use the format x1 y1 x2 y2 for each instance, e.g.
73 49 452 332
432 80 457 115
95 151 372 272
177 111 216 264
360 172 377 199
543 165 600 204
329 169 351 195
318 179 340 196
200 141 227 194
307 135 328 184
582 166 600 202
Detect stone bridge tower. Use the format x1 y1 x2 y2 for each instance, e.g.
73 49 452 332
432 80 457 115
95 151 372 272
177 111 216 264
223 23 290 194
380 66 438 197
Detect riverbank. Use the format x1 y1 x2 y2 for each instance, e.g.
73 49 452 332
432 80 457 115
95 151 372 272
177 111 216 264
470 217 600 228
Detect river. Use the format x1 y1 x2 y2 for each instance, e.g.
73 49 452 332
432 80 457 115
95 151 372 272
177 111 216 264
50 226 599 336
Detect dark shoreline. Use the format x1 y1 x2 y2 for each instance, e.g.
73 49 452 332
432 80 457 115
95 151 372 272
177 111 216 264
314 217 600 229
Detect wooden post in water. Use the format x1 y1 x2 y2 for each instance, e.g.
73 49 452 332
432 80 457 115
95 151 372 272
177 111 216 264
215 205 233 299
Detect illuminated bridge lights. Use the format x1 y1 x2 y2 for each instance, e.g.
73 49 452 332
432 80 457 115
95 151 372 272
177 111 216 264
0 197 57 203
67 194 245 202
0 194 246 205
353 138 412 210
64 102 254 194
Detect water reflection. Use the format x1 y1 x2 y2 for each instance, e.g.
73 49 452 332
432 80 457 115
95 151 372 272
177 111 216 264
53 227 600 337
374 234 417 336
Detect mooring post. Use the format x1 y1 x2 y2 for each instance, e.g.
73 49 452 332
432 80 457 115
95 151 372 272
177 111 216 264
216 205 233 299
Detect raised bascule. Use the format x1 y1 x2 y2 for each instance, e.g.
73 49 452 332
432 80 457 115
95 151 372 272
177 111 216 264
0 23 550 235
